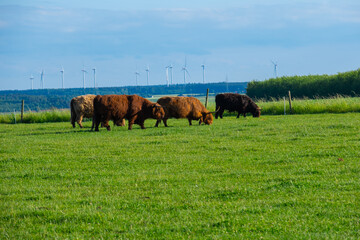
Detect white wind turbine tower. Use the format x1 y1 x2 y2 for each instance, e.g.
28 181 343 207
30 75 34 90
40 70 44 89
145 66 150 85
60 67 64 89
165 66 169 87
271 60 278 78
181 58 190 84
135 71 140 86
92 68 96 88
169 64 173 85
82 66 87 89
201 64 205 83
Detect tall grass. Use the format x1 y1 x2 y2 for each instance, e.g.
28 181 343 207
0 109 70 124
0 96 359 124
257 96 360 115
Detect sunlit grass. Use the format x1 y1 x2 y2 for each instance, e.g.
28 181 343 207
0 114 359 238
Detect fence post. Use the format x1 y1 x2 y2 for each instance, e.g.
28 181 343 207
283 97 286 115
21 100 24 123
288 91 292 114
205 88 209 108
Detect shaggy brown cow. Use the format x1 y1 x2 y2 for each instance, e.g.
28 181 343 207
92 94 165 131
71 94 125 128
215 93 260 119
155 96 213 127
70 94 96 128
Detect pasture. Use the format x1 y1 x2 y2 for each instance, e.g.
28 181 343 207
1 96 360 124
0 113 359 239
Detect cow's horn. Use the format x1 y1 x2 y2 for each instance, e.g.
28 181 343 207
209 107 220 114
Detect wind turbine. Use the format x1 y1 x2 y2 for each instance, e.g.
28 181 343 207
30 75 34 90
145 66 150 85
92 68 96 88
201 64 205 83
181 57 190 84
40 70 44 89
60 67 64 89
168 64 173 84
135 71 140 86
271 60 278 78
82 66 87 89
165 66 169 87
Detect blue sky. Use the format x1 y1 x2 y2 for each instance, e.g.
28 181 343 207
1 0 360 90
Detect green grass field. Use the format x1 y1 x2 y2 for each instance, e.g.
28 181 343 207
1 96 360 124
1 114 359 239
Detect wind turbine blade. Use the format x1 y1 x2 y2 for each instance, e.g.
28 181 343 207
185 69 191 78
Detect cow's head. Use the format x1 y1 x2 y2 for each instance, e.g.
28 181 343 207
152 103 165 120
253 108 261 117
202 112 213 125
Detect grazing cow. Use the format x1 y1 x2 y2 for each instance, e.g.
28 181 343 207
155 96 213 127
215 93 260 119
70 94 96 128
70 94 125 128
92 94 165 131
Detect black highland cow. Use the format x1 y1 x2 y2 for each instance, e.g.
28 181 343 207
215 93 261 119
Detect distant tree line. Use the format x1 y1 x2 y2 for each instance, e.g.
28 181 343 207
0 82 247 113
247 69 360 99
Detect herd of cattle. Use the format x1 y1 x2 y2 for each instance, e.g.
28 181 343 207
70 93 261 131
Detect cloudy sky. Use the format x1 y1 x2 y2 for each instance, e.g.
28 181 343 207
1 0 359 90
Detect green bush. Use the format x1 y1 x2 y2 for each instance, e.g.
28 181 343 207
247 69 360 99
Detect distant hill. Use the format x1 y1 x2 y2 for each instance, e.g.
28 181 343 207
0 82 247 113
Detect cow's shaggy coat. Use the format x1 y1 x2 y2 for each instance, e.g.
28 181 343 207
155 96 213 127
215 93 260 119
70 94 96 128
92 94 164 131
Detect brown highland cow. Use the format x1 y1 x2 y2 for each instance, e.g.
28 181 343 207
155 96 213 127
92 94 164 131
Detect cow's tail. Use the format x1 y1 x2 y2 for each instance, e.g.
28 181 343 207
70 99 76 128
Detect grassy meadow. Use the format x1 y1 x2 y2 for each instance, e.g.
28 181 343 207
0 113 359 239
1 96 360 124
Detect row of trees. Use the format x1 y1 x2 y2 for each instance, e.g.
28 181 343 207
247 69 360 99
0 82 247 113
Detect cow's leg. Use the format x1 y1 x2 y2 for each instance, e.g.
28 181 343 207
188 118 192 126
237 112 240 118
71 113 76 128
215 106 220 119
91 116 95 131
94 114 101 131
77 115 84 128
163 119 168 127
219 109 224 119
128 119 135 130
155 119 161 127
